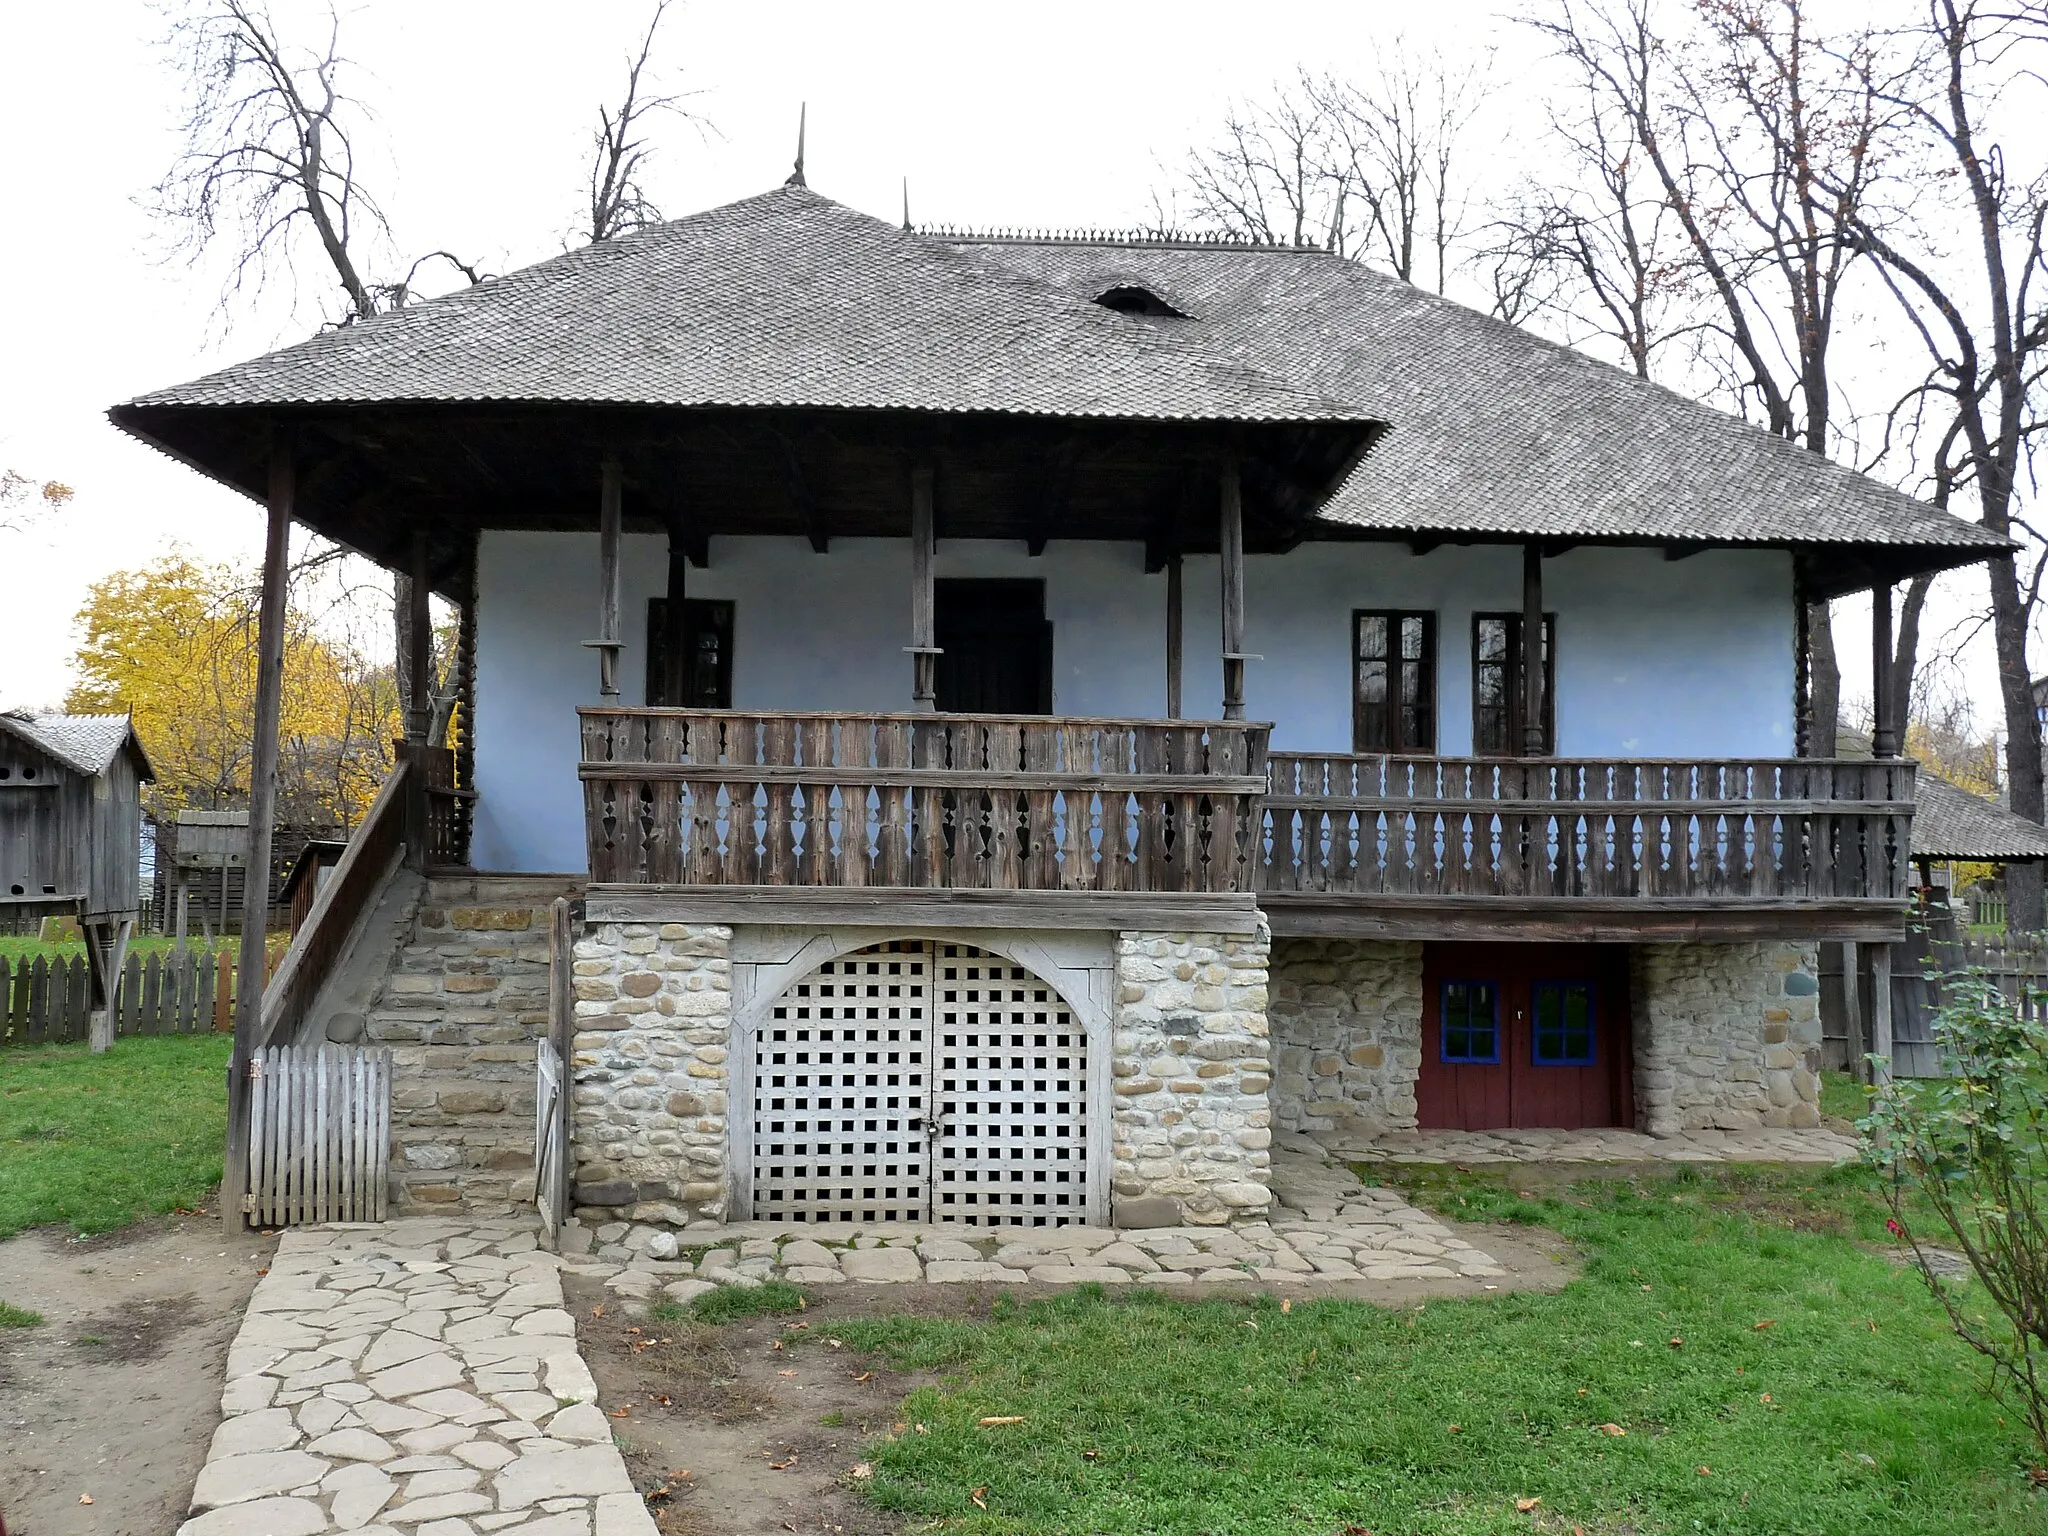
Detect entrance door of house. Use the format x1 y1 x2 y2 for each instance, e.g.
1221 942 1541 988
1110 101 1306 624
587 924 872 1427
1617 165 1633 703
1418 943 1633 1131
935 580 1052 714
750 941 1088 1225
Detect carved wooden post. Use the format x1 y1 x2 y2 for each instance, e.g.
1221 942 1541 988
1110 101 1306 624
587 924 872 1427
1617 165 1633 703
1793 567 1813 758
661 512 690 706
225 428 293 1232
1220 465 1246 721
909 461 939 709
1867 940 1893 1085
1522 544 1545 757
594 451 623 699
1166 549 1184 719
405 529 433 743
1871 581 1897 758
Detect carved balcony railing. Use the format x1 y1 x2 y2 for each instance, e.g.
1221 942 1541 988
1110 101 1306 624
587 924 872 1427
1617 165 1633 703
1258 755 1917 905
578 710 1272 894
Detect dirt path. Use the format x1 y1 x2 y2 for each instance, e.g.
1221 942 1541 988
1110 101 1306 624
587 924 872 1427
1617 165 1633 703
0 1212 276 1536
565 1215 1575 1536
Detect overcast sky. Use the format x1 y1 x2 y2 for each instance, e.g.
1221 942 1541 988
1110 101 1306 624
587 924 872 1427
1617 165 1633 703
0 0 1983 725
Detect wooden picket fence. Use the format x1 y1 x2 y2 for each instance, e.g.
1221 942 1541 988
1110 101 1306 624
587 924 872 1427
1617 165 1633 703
1 946 246 1046
246 1044 392 1225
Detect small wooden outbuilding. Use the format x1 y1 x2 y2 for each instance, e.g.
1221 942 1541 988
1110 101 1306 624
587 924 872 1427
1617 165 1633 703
0 711 155 1049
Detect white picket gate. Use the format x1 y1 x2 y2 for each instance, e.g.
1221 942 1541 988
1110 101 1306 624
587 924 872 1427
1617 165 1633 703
247 1044 392 1224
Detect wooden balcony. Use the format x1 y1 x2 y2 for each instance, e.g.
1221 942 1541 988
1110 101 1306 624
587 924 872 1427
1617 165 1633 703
1258 754 1918 941
578 709 1271 930
577 717 1918 941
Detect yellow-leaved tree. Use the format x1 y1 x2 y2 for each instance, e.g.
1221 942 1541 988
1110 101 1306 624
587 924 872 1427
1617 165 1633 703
66 550 400 831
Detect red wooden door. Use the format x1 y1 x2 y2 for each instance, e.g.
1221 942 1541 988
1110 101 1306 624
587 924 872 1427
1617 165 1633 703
1418 943 1633 1131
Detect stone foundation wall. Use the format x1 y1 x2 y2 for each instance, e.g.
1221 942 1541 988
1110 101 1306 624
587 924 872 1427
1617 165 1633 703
566 921 734 1229
1633 941 1822 1133
1267 938 1424 1139
366 883 568 1213
1109 925 1274 1226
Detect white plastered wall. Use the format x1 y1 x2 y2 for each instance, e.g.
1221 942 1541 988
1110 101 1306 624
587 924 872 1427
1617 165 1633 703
469 532 1795 874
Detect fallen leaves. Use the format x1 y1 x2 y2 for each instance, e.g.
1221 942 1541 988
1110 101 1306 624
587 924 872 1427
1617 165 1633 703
1753 1319 1776 1331
1697 1466 1712 1476
1281 1298 1293 1314
971 1486 989 1510
1515 1496 1543 1513
1447 1423 1463 1434
978 1415 1026 1427
851 1371 874 1383
79 1495 94 1506
1595 1423 1627 1437
1668 1337 1685 1349
777 1369 799 1378
850 1462 875 1482
1082 1449 1103 1462
609 1406 632 1419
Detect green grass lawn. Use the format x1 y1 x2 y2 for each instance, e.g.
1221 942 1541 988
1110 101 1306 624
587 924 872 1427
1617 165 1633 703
0 1033 231 1238
0 934 238 964
1819 1068 1869 1123
809 1166 2040 1535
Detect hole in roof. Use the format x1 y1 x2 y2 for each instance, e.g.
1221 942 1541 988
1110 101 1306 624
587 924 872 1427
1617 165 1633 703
1094 285 1188 318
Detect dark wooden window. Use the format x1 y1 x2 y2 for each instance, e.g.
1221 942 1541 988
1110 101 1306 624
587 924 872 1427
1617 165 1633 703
645 598 734 708
1439 980 1500 1064
1472 612 1555 755
1531 981 1597 1066
1353 610 1436 752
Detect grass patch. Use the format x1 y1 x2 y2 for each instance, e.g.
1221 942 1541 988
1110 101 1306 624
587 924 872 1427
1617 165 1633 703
0 1034 231 1238
0 935 237 965
653 1278 809 1325
1820 1069 1870 1123
0 1301 42 1328
817 1165 2038 1534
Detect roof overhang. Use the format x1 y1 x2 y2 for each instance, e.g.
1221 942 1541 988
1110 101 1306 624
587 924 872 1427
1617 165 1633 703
110 400 1387 596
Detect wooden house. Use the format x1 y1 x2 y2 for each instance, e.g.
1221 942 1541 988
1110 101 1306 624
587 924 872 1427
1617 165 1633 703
0 711 154 1049
0 711 152 932
111 180 2011 1229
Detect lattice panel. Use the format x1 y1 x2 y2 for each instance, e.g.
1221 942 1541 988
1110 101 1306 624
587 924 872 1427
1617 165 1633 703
930 943 1088 1227
752 941 929 1223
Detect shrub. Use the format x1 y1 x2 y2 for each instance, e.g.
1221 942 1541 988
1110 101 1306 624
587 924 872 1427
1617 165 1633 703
1862 970 2048 1457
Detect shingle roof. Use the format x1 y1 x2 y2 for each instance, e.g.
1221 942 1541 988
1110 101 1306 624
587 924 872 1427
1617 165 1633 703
1911 774 2048 862
0 711 152 780
122 187 1372 428
947 237 2008 562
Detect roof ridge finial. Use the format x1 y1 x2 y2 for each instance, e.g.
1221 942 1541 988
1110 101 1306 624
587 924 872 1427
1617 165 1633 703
786 103 807 188
902 177 911 232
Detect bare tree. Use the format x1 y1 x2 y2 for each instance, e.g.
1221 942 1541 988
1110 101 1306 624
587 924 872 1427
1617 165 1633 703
1169 49 1488 287
156 0 489 744
1479 51 1701 374
1527 0 1915 760
585 0 707 243
1829 1 2048 927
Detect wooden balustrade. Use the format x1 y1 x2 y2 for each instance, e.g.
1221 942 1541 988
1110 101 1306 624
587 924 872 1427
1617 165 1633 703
578 709 1272 893
1259 754 1917 904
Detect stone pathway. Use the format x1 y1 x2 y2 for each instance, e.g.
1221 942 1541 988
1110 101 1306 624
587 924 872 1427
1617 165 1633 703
179 1219 655 1536
1305 1125 1861 1165
567 1157 1505 1300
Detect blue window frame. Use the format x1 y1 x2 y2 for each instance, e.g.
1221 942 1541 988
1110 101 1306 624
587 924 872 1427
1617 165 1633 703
1440 980 1500 1064
1532 981 1597 1066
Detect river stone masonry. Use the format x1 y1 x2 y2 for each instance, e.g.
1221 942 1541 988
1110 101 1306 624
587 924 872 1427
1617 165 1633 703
567 921 733 1228
1109 925 1274 1225
1268 938 1424 1141
368 880 577 1215
1633 941 1823 1133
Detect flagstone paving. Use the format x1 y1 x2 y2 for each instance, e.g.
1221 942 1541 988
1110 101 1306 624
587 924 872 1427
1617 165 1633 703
178 1219 654 1536
1308 1125 1861 1165
564 1155 1508 1300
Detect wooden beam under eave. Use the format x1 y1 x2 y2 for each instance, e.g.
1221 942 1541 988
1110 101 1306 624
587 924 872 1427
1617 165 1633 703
1220 464 1247 722
909 461 938 710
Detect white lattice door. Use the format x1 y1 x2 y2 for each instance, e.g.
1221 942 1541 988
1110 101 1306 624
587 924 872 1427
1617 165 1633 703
930 944 1089 1228
751 941 931 1223
751 941 1088 1227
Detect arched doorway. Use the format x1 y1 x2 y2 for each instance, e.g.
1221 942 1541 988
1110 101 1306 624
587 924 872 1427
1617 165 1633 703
749 940 1090 1227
